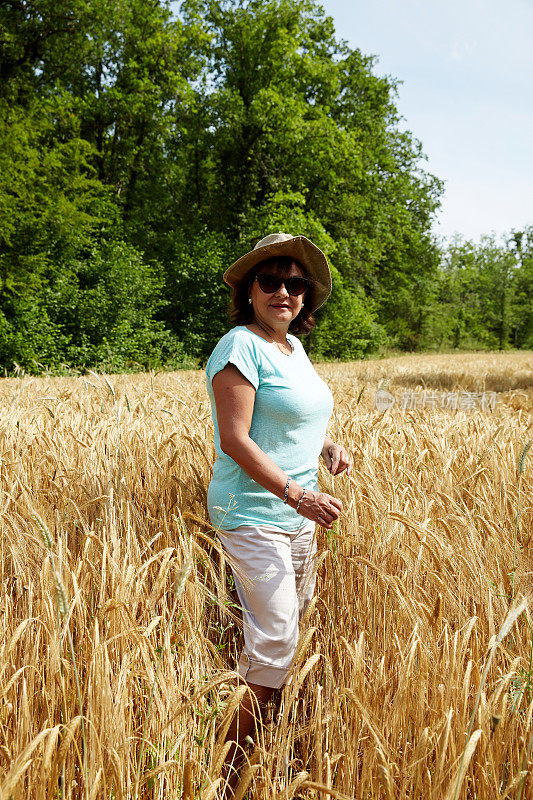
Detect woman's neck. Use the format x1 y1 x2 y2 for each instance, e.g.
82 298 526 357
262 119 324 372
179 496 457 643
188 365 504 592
248 318 290 344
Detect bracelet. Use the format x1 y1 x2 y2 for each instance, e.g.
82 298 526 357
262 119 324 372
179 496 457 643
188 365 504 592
283 477 291 504
296 489 307 514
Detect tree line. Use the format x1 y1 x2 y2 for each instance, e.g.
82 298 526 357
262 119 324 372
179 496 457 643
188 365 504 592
1 0 531 374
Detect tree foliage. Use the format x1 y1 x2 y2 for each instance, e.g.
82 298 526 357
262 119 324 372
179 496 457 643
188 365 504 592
0 0 529 373
426 230 533 352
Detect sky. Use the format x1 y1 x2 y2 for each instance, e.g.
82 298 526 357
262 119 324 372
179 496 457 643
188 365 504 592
319 0 533 242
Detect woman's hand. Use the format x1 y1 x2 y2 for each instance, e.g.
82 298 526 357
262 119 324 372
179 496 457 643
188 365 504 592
292 489 342 530
321 438 351 476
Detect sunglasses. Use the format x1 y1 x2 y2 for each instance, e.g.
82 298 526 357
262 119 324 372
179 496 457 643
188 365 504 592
254 273 310 297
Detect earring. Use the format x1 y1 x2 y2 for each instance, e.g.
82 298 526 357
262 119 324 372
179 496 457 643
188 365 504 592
248 298 252 305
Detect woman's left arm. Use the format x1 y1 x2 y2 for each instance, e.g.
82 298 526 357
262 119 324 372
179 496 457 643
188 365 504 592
321 434 351 476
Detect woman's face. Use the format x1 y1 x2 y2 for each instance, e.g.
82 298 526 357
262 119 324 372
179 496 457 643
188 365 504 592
248 261 307 330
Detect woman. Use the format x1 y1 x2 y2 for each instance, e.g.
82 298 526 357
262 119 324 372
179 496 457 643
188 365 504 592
205 232 351 792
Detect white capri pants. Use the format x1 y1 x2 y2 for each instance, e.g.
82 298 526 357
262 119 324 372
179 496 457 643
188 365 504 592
218 519 317 689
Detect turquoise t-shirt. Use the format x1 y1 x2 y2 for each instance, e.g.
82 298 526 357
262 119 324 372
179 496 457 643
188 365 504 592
205 325 334 531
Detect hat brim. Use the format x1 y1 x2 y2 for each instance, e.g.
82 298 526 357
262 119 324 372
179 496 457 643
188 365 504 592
223 235 332 312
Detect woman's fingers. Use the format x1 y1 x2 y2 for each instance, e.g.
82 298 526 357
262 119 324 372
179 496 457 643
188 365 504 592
326 443 352 476
328 445 340 475
298 491 342 525
316 505 335 525
337 447 351 475
317 498 341 523
326 494 343 512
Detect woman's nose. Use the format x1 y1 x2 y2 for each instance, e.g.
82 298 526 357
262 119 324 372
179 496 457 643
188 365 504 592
274 281 290 298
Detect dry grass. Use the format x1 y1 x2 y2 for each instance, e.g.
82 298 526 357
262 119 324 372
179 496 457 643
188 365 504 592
0 351 532 799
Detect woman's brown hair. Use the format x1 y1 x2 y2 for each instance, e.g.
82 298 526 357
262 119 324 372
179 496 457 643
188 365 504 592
229 256 316 335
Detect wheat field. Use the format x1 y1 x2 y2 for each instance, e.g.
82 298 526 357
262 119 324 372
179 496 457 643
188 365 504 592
1 351 532 800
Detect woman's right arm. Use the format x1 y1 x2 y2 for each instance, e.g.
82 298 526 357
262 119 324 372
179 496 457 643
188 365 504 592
211 364 342 529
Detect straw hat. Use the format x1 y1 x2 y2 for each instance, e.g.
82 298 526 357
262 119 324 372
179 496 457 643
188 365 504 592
223 233 332 312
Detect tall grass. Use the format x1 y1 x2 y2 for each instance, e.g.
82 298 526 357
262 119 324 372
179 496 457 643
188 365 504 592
0 351 532 799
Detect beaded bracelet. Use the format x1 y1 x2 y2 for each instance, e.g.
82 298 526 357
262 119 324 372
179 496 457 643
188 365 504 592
283 477 291 504
296 489 307 514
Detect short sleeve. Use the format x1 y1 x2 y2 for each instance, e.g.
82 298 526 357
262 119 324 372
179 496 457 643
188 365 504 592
206 331 260 390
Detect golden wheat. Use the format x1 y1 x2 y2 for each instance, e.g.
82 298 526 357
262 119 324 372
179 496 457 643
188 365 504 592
0 351 532 799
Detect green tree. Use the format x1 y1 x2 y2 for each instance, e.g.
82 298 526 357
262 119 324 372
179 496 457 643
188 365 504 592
0 95 115 371
0 0 453 368
432 234 531 352
508 228 533 348
1 0 206 245
178 0 443 315
435 239 490 350
165 230 240 363
0 0 88 101
0 96 108 294
475 238 517 350
48 241 191 371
